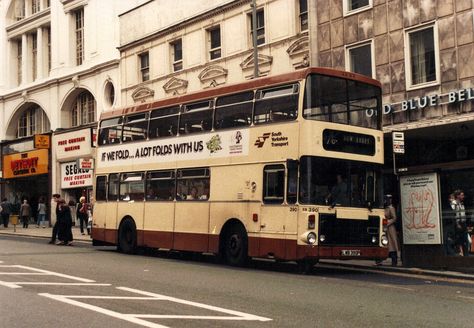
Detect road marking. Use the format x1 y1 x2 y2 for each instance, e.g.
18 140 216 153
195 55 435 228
457 295 474 301
3 262 272 327
376 283 415 291
118 286 272 322
0 264 97 288
11 283 111 286
0 272 50 275
39 293 170 328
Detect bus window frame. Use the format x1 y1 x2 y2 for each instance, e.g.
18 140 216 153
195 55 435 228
263 164 285 204
146 170 176 201
119 172 145 202
95 175 107 201
254 83 299 125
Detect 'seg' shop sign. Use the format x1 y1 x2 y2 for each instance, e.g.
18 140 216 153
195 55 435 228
60 161 93 189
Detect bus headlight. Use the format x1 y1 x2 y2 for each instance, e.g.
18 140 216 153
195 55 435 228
372 236 377 244
307 232 317 245
381 235 388 246
319 234 326 243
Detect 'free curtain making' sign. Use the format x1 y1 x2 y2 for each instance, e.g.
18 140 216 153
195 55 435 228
97 130 248 168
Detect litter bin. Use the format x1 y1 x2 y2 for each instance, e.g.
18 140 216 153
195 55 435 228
10 214 19 232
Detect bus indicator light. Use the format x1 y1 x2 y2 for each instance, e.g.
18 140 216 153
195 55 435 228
308 215 315 229
252 213 258 222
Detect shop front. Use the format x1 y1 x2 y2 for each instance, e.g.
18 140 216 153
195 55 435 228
53 127 95 207
383 89 474 271
1 141 50 220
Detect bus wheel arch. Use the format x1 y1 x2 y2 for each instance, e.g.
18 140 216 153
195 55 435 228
117 216 137 254
219 219 249 266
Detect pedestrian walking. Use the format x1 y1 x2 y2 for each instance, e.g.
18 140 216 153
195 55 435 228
20 199 31 228
56 199 73 245
37 197 47 228
0 198 12 228
48 194 61 244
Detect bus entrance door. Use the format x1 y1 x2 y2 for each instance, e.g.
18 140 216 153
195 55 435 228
259 205 298 260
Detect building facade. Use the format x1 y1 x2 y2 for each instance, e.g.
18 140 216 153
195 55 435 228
313 0 474 268
118 0 310 103
0 0 148 221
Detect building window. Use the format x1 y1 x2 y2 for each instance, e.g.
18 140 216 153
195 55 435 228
249 9 265 46
74 8 84 66
139 52 150 82
32 33 37 81
16 107 49 138
72 91 95 127
299 0 308 32
17 40 22 85
208 26 221 60
347 42 373 77
15 0 25 21
171 39 183 72
406 25 438 87
46 27 51 73
32 0 40 14
344 0 371 14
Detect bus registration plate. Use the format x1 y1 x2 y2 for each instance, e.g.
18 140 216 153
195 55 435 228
341 250 361 256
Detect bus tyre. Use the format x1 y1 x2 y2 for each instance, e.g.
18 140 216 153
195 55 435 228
223 225 248 267
118 219 137 254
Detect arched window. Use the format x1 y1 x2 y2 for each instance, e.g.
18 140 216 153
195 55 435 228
16 106 50 138
72 91 96 127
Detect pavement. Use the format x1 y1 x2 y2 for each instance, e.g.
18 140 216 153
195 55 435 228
1 223 473 281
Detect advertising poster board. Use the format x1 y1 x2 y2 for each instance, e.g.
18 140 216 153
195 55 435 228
400 173 442 244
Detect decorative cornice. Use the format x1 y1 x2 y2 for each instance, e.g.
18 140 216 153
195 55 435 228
240 53 273 70
287 35 309 57
6 9 51 38
198 65 228 83
131 86 155 103
163 77 188 95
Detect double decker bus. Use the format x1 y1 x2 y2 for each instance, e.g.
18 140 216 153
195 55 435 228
92 67 388 268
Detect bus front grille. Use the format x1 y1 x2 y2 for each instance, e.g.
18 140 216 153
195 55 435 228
318 214 380 246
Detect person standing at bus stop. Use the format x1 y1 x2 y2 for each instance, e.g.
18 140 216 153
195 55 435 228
384 195 400 266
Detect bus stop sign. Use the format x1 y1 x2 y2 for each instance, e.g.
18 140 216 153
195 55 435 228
392 132 405 154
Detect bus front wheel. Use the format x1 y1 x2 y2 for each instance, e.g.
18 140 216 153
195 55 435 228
223 225 248 266
118 218 137 254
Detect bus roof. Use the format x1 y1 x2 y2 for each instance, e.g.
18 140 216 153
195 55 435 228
101 67 381 120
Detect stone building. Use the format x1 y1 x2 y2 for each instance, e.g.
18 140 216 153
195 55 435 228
314 0 474 268
0 0 148 218
118 0 310 103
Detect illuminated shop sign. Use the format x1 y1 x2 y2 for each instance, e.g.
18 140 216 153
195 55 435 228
366 88 474 117
3 149 49 178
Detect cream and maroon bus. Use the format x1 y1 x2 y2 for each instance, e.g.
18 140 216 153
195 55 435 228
92 67 388 268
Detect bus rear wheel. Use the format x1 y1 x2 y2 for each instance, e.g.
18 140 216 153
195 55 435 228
118 218 137 254
223 225 248 266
